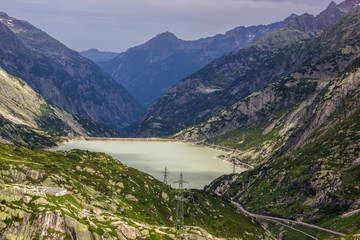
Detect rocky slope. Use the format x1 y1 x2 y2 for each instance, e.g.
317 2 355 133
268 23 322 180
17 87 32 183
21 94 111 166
0 12 144 130
0 143 272 239
0 67 119 149
128 0 358 137
99 16 295 107
206 66 360 239
79 49 119 63
174 6 360 163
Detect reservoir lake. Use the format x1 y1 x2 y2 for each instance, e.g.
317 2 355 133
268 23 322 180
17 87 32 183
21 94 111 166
53 140 236 189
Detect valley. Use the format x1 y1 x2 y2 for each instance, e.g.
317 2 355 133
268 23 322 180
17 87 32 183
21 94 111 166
1 0 360 239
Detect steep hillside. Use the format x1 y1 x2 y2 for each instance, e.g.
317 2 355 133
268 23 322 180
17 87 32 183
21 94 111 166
128 0 357 137
0 67 118 149
0 143 272 239
206 66 360 239
79 48 118 63
0 12 144 130
100 17 294 107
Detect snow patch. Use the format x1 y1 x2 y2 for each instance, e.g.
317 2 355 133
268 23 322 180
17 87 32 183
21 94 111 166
246 33 255 41
196 85 223 94
0 18 14 27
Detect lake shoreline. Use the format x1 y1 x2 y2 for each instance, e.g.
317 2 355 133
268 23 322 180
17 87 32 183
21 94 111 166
49 137 251 170
84 137 187 142
50 139 233 189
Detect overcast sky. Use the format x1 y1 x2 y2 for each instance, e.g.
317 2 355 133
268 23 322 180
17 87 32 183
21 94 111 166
0 0 343 52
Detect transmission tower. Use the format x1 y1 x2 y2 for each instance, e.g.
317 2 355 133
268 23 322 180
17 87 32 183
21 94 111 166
174 173 188 230
232 160 236 174
162 167 170 184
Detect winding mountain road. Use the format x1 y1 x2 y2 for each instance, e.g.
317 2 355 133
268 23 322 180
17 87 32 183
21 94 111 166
231 201 346 238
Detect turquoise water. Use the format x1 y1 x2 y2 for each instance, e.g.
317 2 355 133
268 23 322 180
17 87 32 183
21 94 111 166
53 140 235 189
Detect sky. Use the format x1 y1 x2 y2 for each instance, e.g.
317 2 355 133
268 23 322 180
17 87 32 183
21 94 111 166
0 0 343 53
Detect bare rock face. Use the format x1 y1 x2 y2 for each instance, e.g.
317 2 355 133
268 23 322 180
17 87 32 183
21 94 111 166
37 212 65 239
116 224 142 239
65 215 93 240
0 66 120 148
293 70 360 150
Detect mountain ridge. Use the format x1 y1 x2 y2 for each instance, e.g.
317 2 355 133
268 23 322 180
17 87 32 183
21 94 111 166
0 12 145 130
128 0 357 137
174 6 360 161
79 48 119 63
99 15 295 107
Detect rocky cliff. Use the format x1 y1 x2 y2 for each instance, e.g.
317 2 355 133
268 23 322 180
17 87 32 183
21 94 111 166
0 67 118 149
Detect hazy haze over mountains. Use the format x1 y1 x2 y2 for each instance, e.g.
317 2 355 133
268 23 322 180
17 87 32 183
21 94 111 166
97 16 294 107
79 49 119 63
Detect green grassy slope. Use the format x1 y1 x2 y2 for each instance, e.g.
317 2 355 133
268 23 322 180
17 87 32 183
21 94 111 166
0 143 272 239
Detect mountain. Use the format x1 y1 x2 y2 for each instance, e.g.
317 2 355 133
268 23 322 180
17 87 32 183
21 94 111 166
206 66 360 239
0 67 118 149
99 16 295 108
175 3 360 144
0 143 272 239
128 0 357 137
173 6 360 239
0 12 145 130
79 48 118 63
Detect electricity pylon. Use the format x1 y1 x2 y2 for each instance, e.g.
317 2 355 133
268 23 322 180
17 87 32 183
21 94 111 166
174 172 188 230
232 160 236 174
162 167 170 184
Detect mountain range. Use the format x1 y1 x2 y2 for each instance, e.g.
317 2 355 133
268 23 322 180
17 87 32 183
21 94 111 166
1 0 360 239
95 16 295 107
0 12 144 130
128 0 357 137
